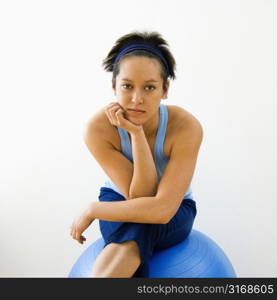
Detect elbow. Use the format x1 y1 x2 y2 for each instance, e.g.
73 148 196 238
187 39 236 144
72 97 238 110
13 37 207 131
155 196 178 224
156 195 180 224
156 206 173 224
159 214 172 224
147 207 168 224
155 215 168 224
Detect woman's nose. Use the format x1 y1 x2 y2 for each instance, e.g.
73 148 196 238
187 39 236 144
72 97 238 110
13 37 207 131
131 90 143 103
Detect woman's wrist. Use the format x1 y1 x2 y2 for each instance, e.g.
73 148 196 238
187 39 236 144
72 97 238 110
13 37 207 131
129 125 144 137
87 202 97 220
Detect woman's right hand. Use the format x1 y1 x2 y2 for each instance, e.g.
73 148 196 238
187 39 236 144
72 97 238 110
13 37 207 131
104 102 142 135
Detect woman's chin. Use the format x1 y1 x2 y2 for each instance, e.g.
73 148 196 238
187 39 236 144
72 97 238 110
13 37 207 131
129 120 143 126
126 115 145 123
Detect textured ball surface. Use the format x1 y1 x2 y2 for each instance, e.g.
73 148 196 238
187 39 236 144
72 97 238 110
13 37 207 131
68 229 236 278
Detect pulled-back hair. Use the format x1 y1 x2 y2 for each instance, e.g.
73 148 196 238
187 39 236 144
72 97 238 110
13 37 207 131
102 31 176 90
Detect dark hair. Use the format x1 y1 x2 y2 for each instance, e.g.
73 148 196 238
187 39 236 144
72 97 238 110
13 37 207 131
102 31 176 91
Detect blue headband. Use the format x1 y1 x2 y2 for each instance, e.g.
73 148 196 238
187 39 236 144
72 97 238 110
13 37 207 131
114 43 170 77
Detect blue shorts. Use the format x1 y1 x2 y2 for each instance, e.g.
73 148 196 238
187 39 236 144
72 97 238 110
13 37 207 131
98 187 197 277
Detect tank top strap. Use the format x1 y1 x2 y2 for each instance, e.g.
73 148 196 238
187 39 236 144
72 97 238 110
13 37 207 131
154 103 168 162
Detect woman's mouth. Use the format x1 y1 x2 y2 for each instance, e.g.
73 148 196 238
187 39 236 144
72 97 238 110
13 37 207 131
127 109 145 113
127 109 145 115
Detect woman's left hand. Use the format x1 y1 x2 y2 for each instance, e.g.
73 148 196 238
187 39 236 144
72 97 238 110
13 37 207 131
104 102 143 135
70 204 95 244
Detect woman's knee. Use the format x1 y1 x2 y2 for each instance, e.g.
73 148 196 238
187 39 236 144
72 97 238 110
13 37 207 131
108 240 140 257
121 240 139 256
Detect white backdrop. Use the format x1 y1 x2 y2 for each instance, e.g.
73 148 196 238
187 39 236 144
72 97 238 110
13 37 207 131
0 0 276 277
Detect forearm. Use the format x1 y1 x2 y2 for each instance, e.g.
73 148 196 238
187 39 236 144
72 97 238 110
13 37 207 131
89 196 167 224
129 129 158 199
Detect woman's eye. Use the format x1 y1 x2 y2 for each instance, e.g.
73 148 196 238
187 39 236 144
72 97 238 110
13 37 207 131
122 84 132 89
121 84 155 91
145 86 155 91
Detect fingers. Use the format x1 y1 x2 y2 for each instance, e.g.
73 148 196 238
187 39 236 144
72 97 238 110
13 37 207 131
70 222 85 244
75 232 82 244
105 102 124 126
107 105 121 126
73 231 85 244
114 108 124 125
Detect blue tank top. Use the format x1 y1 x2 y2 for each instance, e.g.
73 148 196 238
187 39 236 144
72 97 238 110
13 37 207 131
103 103 194 200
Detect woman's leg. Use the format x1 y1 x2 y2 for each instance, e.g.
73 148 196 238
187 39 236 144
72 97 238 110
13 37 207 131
95 221 160 278
92 187 152 278
94 187 197 277
90 240 141 278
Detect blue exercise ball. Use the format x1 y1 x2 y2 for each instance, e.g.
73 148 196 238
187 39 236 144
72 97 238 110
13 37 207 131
68 229 236 278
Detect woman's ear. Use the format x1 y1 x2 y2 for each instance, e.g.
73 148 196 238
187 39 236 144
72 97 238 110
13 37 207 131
162 79 170 99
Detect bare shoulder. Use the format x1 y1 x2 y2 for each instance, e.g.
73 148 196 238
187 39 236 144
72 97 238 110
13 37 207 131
85 107 108 129
84 107 117 146
166 105 203 137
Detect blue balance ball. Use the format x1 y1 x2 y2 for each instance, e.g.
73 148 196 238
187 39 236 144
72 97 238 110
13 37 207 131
68 229 236 278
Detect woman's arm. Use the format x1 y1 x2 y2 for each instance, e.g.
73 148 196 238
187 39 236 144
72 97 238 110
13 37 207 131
103 102 158 199
71 117 203 243
87 117 203 224
128 128 158 199
89 195 167 224
71 195 167 244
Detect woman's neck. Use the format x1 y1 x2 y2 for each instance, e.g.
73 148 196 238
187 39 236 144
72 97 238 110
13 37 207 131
143 109 160 139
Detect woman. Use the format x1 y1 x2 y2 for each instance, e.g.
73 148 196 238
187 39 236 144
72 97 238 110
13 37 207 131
70 31 203 278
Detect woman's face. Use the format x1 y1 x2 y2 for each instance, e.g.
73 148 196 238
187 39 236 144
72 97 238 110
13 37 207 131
113 56 169 124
